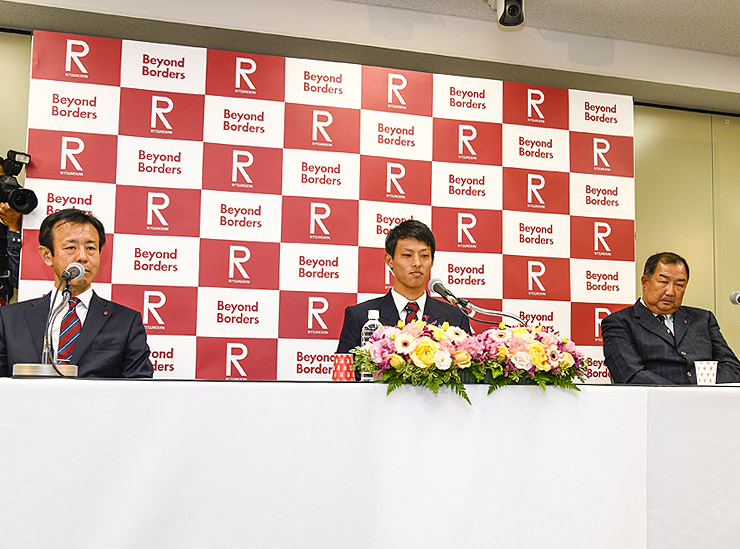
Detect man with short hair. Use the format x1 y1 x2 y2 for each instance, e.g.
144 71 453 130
0 208 153 378
336 219 471 353
602 251 740 384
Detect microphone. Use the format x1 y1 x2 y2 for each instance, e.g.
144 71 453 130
429 278 469 307
61 262 85 282
731 292 740 305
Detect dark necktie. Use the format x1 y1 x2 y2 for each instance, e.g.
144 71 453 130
657 314 673 337
404 301 419 323
58 297 81 362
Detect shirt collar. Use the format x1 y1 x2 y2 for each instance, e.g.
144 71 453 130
639 297 673 321
50 285 94 310
391 289 427 319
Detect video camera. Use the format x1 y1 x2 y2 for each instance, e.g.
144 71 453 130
0 150 38 214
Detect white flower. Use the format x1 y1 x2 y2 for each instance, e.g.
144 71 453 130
510 351 531 370
434 350 452 370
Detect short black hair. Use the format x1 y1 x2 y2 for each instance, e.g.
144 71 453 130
39 208 106 255
643 252 689 281
384 219 436 257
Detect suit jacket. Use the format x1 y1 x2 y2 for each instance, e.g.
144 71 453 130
336 291 472 353
0 292 153 378
601 299 740 384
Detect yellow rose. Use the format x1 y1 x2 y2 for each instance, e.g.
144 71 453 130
451 349 472 369
561 352 575 368
410 337 440 368
529 341 550 371
432 327 446 341
496 345 509 360
389 354 405 369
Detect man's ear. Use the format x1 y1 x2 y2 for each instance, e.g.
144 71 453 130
37 246 53 268
384 253 394 271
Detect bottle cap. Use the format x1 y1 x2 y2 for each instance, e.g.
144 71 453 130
368 309 380 320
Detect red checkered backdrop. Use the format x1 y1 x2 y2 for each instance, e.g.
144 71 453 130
20 31 635 382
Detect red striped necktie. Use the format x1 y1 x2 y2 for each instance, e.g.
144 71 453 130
404 301 419 323
58 297 81 362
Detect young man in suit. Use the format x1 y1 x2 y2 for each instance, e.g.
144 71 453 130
0 208 153 378
336 219 471 353
602 251 740 384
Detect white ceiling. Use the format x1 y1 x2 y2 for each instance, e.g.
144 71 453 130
337 0 740 57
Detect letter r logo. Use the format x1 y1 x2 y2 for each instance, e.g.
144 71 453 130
457 213 477 245
595 308 612 338
312 110 333 143
458 125 477 156
147 192 170 226
226 343 248 377
143 291 166 325
232 150 254 184
235 57 257 90
527 89 545 119
310 203 331 236
151 96 174 130
593 138 611 168
387 73 407 105
65 39 89 74
60 137 85 171
528 261 546 292
229 246 251 280
594 222 612 252
308 297 329 330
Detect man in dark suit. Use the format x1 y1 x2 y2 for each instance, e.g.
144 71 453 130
336 220 471 353
602 251 740 384
0 208 152 378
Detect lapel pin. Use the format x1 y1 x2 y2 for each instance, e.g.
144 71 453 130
103 311 109 316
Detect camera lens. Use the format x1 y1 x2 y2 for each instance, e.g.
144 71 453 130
8 188 38 215
507 4 520 17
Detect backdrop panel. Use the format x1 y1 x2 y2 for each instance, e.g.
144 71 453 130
20 31 635 381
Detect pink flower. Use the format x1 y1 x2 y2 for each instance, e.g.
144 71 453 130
402 321 424 338
394 333 418 355
370 338 395 364
508 337 529 354
439 338 456 354
460 335 485 358
539 332 558 347
562 339 577 355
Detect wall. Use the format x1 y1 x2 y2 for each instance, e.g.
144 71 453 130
0 30 31 186
3 24 740 353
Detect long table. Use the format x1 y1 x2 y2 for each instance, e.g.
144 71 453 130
1 379 738 548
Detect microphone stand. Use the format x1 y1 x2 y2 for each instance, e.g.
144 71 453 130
452 297 527 327
42 277 73 377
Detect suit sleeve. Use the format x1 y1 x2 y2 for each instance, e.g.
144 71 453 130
121 310 154 378
601 312 674 385
336 306 362 354
707 311 740 383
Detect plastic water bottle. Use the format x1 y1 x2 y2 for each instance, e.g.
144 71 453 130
359 310 381 382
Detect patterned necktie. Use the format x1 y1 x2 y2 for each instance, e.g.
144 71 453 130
404 301 419 323
58 297 81 362
657 314 673 336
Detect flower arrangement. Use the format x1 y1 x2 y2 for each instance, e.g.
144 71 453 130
351 319 484 404
460 325 588 393
351 320 587 403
